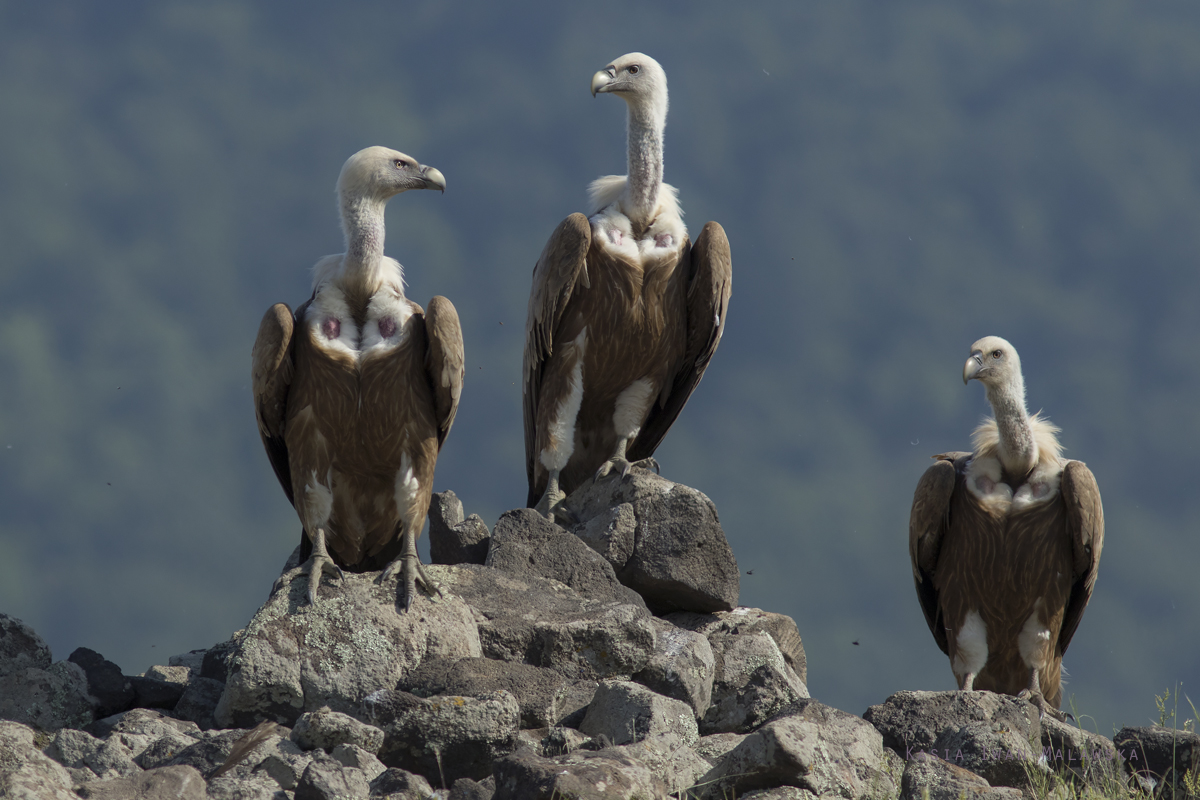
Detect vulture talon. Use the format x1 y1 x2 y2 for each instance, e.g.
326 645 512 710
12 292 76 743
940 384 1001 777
275 528 343 605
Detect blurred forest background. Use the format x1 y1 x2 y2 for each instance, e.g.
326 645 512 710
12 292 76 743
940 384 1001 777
2 1 1198 735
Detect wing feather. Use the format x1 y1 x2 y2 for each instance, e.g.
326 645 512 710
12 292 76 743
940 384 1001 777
1057 460 1104 655
423 295 465 450
523 213 592 494
251 303 297 506
629 220 732 461
909 454 967 655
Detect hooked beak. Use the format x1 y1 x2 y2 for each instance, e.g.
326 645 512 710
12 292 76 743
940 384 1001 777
591 67 615 97
963 353 984 385
420 165 446 193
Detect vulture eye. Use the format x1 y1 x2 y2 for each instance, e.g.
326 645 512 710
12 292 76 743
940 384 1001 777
992 350 1003 359
394 159 408 169
628 65 640 74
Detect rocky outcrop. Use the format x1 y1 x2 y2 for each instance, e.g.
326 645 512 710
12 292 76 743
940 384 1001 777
0 484 1137 799
566 469 741 614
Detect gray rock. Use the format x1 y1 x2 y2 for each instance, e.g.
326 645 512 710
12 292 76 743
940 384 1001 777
0 720 77 799
145 665 191 685
573 502 636 570
899 754 1024 800
331 742 387 781
87 708 202 760
694 731 748 765
429 490 491 566
633 618 714 718
155 727 250 776
291 706 385 754
1039 714 1124 786
701 630 808 734
0 659 93 731
1114 725 1200 797
666 607 807 685
370 766 436 797
202 637 242 683
0 614 53 676
128 676 186 710
863 690 1043 788
295 751 372 800
365 688 520 784
401 656 595 729
445 564 655 681
75 765 207 800
168 649 208 675
173 676 225 730
135 729 217 770
486 508 647 608
255 745 316 791
216 568 482 728
566 469 739 614
492 747 672 800
207 773 289 800
606 732 710 795
700 700 897 799
448 775 495 800
540 726 593 757
579 680 699 747
69 648 135 718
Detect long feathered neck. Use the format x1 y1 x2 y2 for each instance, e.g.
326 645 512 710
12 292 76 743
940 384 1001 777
337 193 400 296
624 101 665 225
983 374 1038 477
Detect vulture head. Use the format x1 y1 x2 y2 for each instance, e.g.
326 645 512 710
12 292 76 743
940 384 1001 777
591 52 668 120
337 146 446 204
963 336 1021 389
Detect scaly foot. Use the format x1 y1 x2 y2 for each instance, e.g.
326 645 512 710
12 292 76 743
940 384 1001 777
595 455 660 481
273 528 343 605
380 553 442 611
1018 688 1072 722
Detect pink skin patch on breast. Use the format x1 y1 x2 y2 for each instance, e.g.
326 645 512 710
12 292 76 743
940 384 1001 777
378 316 396 339
608 228 624 245
655 233 674 248
321 317 341 340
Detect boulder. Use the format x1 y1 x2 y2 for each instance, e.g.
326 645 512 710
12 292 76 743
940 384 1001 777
128 676 186 711
605 732 711 795
370 766 437 797
632 617 715 718
46 727 140 780
291 706 385 754
365 688 520 784
69 648 136 718
206 773 288 800
447 775 496 800
666 607 807 685
85 708 202 760
0 614 53 675
701 630 809 734
1114 725 1200 797
699 700 898 799
294 750 371 800
1040 713 1124 785
215 568 482 728
0 658 93 731
900 754 1024 799
492 747 672 800
402 656 596 729
445 564 655 681
0 720 77 799
486 508 648 608
330 742 386 781
173 676 225 730
566 469 740 614
864 690 1044 788
579 680 699 747
75 765 207 800
429 490 491 566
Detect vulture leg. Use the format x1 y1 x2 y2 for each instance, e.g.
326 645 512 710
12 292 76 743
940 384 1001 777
595 438 660 481
1018 669 1072 721
959 672 977 692
380 520 442 611
534 470 569 523
273 527 344 605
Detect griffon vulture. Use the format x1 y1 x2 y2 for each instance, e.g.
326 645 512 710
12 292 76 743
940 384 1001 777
524 53 732 518
909 337 1103 714
251 146 463 610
